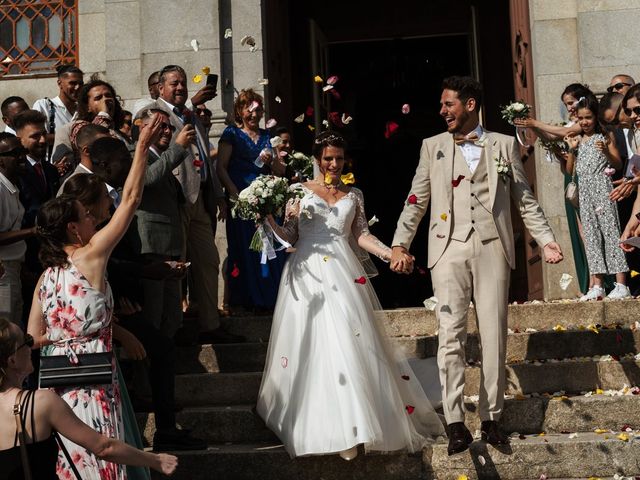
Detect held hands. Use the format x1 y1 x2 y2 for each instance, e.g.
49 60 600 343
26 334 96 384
390 246 415 274
175 124 196 148
594 136 611 154
542 242 563 264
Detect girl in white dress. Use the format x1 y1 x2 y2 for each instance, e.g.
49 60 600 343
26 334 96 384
256 131 445 460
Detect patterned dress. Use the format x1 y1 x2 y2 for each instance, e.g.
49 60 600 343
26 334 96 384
576 134 629 275
39 259 125 480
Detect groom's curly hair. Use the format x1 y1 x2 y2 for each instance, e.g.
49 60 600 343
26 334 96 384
442 76 483 109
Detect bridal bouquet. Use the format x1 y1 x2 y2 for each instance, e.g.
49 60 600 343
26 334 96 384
500 101 531 125
231 175 301 262
286 151 314 179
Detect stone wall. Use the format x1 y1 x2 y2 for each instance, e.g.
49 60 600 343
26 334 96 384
529 0 640 299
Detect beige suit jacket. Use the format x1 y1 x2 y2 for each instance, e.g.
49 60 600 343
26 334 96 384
392 130 555 269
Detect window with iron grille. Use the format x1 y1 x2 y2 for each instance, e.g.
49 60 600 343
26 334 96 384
0 0 78 78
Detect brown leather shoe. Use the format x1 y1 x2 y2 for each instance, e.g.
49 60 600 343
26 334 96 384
447 422 473 456
481 420 509 445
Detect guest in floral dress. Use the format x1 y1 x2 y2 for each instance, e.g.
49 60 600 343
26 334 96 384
217 89 287 312
27 114 163 479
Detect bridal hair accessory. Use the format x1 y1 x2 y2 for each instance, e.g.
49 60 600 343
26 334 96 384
314 133 344 145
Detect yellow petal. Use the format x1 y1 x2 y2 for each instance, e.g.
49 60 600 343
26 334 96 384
617 433 629 441
552 324 566 332
595 388 604 395
632 270 639 278
314 75 323 83
308 125 315 131
341 173 355 185
323 256 329 262
594 428 607 433
440 213 448 221
538 432 546 436
201 66 211 75
193 74 203 83
324 173 333 185
457 476 468 480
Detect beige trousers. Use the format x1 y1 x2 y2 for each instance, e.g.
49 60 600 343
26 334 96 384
182 192 220 332
431 231 510 424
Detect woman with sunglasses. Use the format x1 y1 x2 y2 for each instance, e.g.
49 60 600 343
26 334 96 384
0 318 177 479
26 115 162 479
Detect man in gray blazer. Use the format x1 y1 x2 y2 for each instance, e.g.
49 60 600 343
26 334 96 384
391 76 563 455
157 65 241 344
134 106 193 337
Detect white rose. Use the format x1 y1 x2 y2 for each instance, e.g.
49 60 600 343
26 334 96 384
292 152 306 160
266 180 275 188
512 102 525 112
262 191 269 198
254 187 263 196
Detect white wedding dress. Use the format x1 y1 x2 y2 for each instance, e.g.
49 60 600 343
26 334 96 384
256 185 445 458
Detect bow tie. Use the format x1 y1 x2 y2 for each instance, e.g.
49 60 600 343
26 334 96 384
454 132 480 145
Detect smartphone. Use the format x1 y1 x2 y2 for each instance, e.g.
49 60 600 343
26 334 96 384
206 74 218 89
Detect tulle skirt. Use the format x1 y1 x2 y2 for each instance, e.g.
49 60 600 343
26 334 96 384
256 234 445 457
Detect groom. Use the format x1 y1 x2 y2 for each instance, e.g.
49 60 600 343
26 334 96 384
390 76 563 455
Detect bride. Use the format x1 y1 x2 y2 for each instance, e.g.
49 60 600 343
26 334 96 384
256 131 445 459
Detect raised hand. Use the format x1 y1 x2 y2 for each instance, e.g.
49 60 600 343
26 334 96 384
542 241 563 264
191 85 217 106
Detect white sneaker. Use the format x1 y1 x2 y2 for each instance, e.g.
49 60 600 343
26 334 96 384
579 285 605 302
606 283 631 300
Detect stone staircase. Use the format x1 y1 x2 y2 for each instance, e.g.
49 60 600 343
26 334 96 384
139 300 640 479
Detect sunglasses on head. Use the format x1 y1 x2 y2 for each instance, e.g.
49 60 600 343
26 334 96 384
16 333 34 352
607 82 633 93
624 106 640 117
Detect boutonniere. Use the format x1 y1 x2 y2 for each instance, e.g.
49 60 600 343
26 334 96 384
495 152 512 182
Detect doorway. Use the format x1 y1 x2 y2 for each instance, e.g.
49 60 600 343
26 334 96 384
264 0 521 307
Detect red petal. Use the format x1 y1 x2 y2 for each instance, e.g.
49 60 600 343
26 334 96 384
193 159 204 167
405 405 415 414
384 121 399 139
354 276 366 285
329 89 341 100
231 264 240 278
306 106 314 116
401 375 410 380
452 175 465 187
407 194 418 204
328 111 344 127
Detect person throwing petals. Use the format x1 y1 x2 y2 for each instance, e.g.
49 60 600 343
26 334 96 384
390 76 562 456
256 131 445 460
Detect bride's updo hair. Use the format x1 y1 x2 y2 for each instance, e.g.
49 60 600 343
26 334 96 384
0 318 18 388
36 195 80 269
312 131 347 160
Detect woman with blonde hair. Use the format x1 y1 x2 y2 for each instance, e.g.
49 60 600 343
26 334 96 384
217 89 286 313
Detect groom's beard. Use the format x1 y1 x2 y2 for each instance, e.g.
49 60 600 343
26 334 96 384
445 109 471 134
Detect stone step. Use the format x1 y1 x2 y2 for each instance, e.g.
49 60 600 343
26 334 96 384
175 358 640 407
185 299 640 344
466 358 640 396
429 431 640 479
149 443 426 480
174 342 268 374
173 328 640 376
175 372 262 406
383 299 640 337
140 394 640 446
465 392 640 435
138 405 277 444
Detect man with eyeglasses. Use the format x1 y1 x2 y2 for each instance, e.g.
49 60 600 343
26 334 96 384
157 64 242 344
607 74 635 95
0 133 36 325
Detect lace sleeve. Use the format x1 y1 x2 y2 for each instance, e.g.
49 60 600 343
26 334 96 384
268 185 301 245
351 188 392 262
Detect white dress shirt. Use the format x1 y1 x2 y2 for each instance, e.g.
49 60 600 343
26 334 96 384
3 125 15 135
32 96 74 133
458 124 484 173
